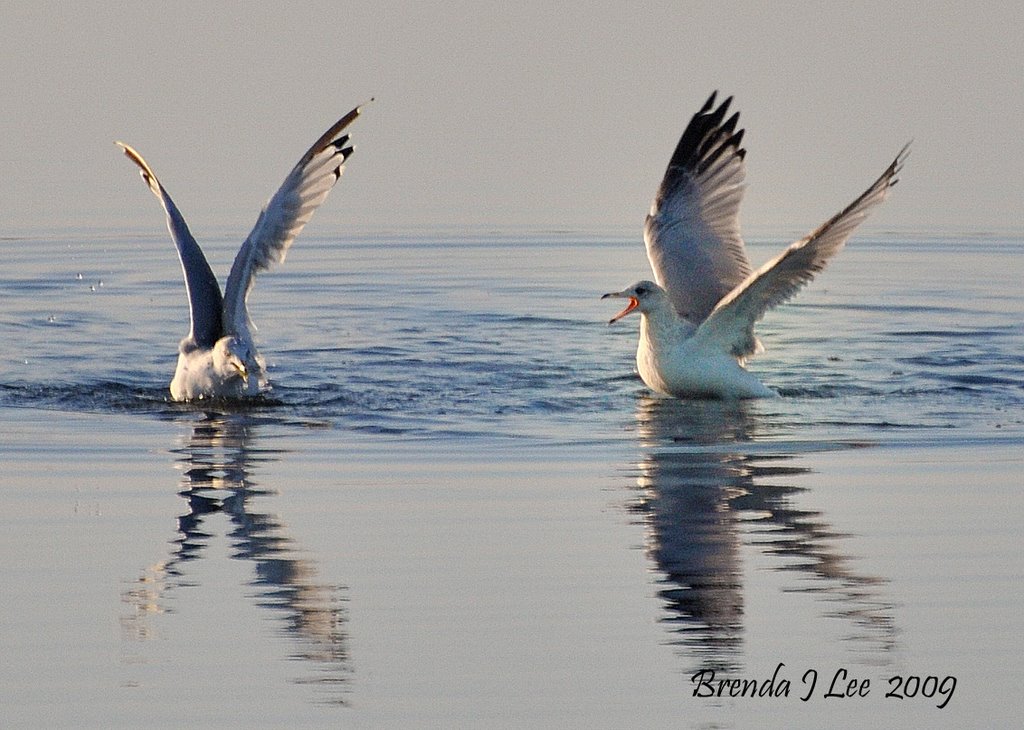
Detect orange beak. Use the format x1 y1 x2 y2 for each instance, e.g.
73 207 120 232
602 292 639 324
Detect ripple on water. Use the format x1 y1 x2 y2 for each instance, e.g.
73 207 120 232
1 232 1021 448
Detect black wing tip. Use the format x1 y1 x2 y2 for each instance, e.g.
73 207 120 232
722 111 740 135
877 142 911 191
665 91 746 177
331 146 356 180
300 101 370 165
891 141 912 177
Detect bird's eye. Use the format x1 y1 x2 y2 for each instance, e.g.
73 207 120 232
635 286 648 296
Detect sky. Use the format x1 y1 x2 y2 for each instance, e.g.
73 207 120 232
1 1 1021 237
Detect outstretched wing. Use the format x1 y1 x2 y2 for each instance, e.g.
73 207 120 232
693 144 909 358
117 141 224 348
643 92 752 322
222 103 365 339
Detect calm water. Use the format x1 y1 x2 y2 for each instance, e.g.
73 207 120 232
1 229 1021 728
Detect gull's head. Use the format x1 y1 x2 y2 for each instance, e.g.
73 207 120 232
602 280 668 323
213 337 251 384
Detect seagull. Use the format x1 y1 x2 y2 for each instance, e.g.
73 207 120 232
117 103 366 401
604 92 907 399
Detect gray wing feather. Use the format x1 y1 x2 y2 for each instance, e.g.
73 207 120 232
117 142 224 348
643 92 752 322
693 145 909 358
223 104 364 338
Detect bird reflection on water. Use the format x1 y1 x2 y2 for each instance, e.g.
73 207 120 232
121 412 350 704
627 397 897 674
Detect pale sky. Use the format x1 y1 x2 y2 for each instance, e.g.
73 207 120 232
1 1 1021 236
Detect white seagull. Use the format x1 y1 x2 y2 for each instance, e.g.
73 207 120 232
117 104 366 401
604 92 907 399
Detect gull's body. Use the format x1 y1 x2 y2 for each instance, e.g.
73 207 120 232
627 281 775 399
117 104 365 401
604 92 907 399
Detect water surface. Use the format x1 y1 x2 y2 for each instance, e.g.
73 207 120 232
1 230 1021 728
